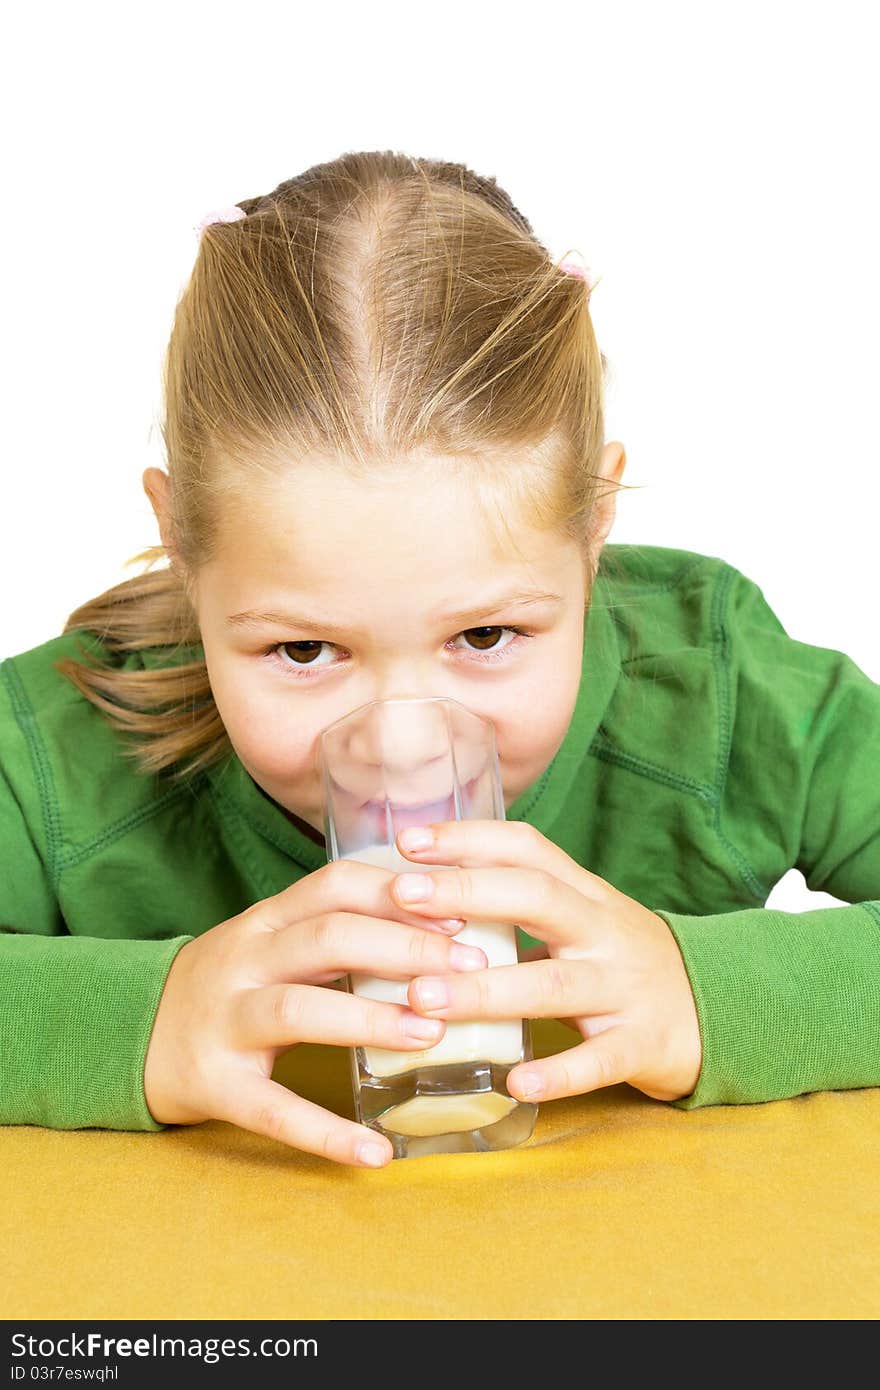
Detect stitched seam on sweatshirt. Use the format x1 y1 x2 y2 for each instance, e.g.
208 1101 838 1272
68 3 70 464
860 901 880 929
588 550 724 800
601 550 709 597
207 778 286 895
604 555 712 658
209 772 288 855
536 553 722 811
56 780 207 868
1 660 62 887
594 564 767 905
510 764 553 819
3 657 211 873
710 564 767 900
520 555 715 822
589 738 717 800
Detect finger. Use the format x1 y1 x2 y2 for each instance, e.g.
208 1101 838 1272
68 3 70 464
392 862 603 949
261 914 487 986
258 855 467 936
396 818 610 900
506 1028 636 1103
236 981 448 1052
407 957 617 1019
233 1073 393 1168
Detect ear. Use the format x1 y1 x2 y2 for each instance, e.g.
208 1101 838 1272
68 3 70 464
588 441 627 550
142 468 182 572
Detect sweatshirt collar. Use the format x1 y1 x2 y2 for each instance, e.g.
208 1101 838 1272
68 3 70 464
205 575 620 871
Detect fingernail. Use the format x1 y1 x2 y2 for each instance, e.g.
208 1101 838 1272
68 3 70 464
358 1141 390 1167
435 917 467 933
396 873 433 902
514 1069 544 1099
450 943 487 971
399 827 433 852
402 1011 444 1040
413 978 449 1012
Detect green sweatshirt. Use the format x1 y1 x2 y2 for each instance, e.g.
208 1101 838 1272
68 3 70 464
1 544 878 1132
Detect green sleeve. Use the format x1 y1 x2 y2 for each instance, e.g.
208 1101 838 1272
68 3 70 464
658 569 880 1107
0 679 193 1131
0 931 194 1130
656 902 880 1106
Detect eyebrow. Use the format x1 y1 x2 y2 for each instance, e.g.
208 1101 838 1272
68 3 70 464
225 590 564 637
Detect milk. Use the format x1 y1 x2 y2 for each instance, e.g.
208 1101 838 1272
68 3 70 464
343 841 525 1078
380 1090 517 1137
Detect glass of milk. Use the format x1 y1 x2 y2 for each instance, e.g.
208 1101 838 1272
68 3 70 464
320 696 537 1159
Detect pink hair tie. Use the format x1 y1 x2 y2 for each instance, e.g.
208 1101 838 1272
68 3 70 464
195 205 247 240
558 254 598 290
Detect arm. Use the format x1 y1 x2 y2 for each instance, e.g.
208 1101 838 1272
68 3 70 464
656 900 880 1106
0 930 194 1129
0 681 192 1131
657 568 880 1107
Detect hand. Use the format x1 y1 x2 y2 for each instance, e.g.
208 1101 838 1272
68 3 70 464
389 820 702 1104
143 860 487 1167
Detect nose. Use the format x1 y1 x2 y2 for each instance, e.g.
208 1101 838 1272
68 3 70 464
350 697 451 774
320 695 459 810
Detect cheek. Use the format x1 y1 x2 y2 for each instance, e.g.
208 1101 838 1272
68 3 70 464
495 687 574 761
493 639 583 762
205 651 319 777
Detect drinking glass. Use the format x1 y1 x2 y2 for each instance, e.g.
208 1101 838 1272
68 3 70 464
320 696 537 1158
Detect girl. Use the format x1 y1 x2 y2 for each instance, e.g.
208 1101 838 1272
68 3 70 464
1 151 877 1169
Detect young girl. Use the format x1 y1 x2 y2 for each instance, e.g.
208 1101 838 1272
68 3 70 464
1 151 877 1169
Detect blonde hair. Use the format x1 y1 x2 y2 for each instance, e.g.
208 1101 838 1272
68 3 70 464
56 150 637 785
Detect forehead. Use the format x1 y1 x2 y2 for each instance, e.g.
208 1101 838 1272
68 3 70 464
214 459 569 585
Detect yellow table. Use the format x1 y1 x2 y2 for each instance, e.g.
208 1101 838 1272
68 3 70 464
4 1021 879 1320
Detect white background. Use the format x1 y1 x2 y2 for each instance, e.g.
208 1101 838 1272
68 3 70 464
3 1 877 911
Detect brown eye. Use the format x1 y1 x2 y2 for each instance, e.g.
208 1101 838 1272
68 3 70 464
268 624 529 681
280 640 325 665
463 626 505 651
